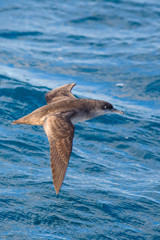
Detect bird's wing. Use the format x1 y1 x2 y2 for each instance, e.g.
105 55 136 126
43 113 75 194
45 83 76 104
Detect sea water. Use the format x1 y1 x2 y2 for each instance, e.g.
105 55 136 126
0 0 160 239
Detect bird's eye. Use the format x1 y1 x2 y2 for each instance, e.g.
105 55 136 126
103 105 107 110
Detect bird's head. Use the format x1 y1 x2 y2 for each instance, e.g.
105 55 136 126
92 100 124 117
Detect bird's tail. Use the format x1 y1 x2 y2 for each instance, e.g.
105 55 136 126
12 114 31 125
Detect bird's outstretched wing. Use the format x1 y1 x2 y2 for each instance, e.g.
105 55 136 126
43 113 75 194
45 83 76 104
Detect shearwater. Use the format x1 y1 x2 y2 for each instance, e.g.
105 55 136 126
12 83 124 194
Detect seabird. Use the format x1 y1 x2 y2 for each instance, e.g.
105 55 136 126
12 83 123 194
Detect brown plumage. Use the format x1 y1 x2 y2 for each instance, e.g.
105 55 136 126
43 114 74 194
12 83 123 194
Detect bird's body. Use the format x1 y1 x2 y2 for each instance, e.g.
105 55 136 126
12 83 123 194
13 98 117 126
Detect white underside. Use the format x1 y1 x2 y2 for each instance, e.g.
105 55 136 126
71 114 91 124
71 109 107 124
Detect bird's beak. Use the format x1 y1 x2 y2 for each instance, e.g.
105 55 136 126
112 108 124 115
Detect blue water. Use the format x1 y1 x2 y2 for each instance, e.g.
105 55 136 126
0 0 160 239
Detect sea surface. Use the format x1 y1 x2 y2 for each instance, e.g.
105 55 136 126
0 0 160 239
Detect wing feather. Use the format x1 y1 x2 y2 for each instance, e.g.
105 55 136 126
43 114 75 194
45 83 76 104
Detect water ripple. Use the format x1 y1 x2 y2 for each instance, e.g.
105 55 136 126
0 0 160 239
